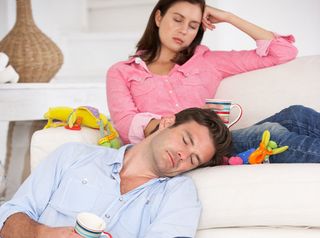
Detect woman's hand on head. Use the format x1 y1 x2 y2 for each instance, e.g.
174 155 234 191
202 6 231 31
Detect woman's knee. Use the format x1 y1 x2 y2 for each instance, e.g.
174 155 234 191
280 105 308 116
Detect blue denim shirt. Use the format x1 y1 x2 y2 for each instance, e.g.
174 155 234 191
0 143 201 238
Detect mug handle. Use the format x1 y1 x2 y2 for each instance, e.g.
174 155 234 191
227 104 243 128
100 231 112 238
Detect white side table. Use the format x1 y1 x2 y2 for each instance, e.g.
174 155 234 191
0 82 108 121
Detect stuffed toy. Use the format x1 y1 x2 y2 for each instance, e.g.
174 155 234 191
44 106 121 149
225 130 289 165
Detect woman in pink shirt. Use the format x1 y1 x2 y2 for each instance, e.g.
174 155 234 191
107 0 320 163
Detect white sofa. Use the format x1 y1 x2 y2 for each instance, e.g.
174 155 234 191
30 55 320 237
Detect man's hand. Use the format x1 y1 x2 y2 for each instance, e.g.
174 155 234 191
0 213 82 238
37 226 82 238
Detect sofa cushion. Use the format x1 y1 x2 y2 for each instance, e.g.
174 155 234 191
30 127 100 171
186 164 320 229
196 227 320 238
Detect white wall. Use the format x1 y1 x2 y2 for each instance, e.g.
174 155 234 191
83 0 320 56
1 0 319 56
203 0 320 56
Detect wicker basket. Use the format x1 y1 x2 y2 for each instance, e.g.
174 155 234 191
0 0 63 83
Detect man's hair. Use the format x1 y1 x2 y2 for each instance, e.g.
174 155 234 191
171 107 233 167
135 0 206 65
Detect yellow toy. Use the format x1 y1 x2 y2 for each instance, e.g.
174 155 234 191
44 106 121 149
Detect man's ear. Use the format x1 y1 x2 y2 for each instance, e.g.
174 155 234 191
155 10 162 27
159 115 176 131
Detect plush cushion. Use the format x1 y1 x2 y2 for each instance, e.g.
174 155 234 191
186 164 320 229
196 227 320 238
30 127 100 171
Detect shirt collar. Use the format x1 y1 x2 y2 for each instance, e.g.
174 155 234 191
124 56 138 65
175 45 209 76
105 144 132 170
124 45 209 77
106 144 170 181
125 56 151 74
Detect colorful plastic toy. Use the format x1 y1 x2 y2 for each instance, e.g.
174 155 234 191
44 106 121 149
226 130 288 165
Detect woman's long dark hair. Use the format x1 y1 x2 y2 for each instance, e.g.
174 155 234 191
136 0 206 65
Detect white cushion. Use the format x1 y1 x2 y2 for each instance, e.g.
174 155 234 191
187 164 320 229
196 227 320 238
30 127 100 171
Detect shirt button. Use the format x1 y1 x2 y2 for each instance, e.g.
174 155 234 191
135 57 142 64
105 214 111 219
176 104 179 107
169 90 173 94
119 197 123 202
81 178 88 184
165 79 168 82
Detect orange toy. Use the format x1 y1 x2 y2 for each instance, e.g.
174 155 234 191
249 130 288 164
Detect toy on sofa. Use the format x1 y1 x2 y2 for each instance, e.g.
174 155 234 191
44 106 121 149
226 130 289 165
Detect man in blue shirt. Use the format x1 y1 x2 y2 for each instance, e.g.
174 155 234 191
0 108 232 238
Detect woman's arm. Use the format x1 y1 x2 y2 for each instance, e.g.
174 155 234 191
201 6 297 79
202 6 274 40
144 119 160 137
107 63 162 143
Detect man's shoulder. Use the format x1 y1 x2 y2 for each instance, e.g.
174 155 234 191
165 175 197 192
53 142 118 166
57 142 111 153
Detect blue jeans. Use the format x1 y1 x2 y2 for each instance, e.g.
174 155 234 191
231 105 320 163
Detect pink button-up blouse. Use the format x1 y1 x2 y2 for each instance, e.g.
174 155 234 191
106 34 298 144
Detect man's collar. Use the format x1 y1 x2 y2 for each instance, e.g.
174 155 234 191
105 144 132 167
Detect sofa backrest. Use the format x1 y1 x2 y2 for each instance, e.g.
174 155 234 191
214 55 320 130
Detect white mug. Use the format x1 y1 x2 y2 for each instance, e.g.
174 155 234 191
205 99 242 128
74 212 112 238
